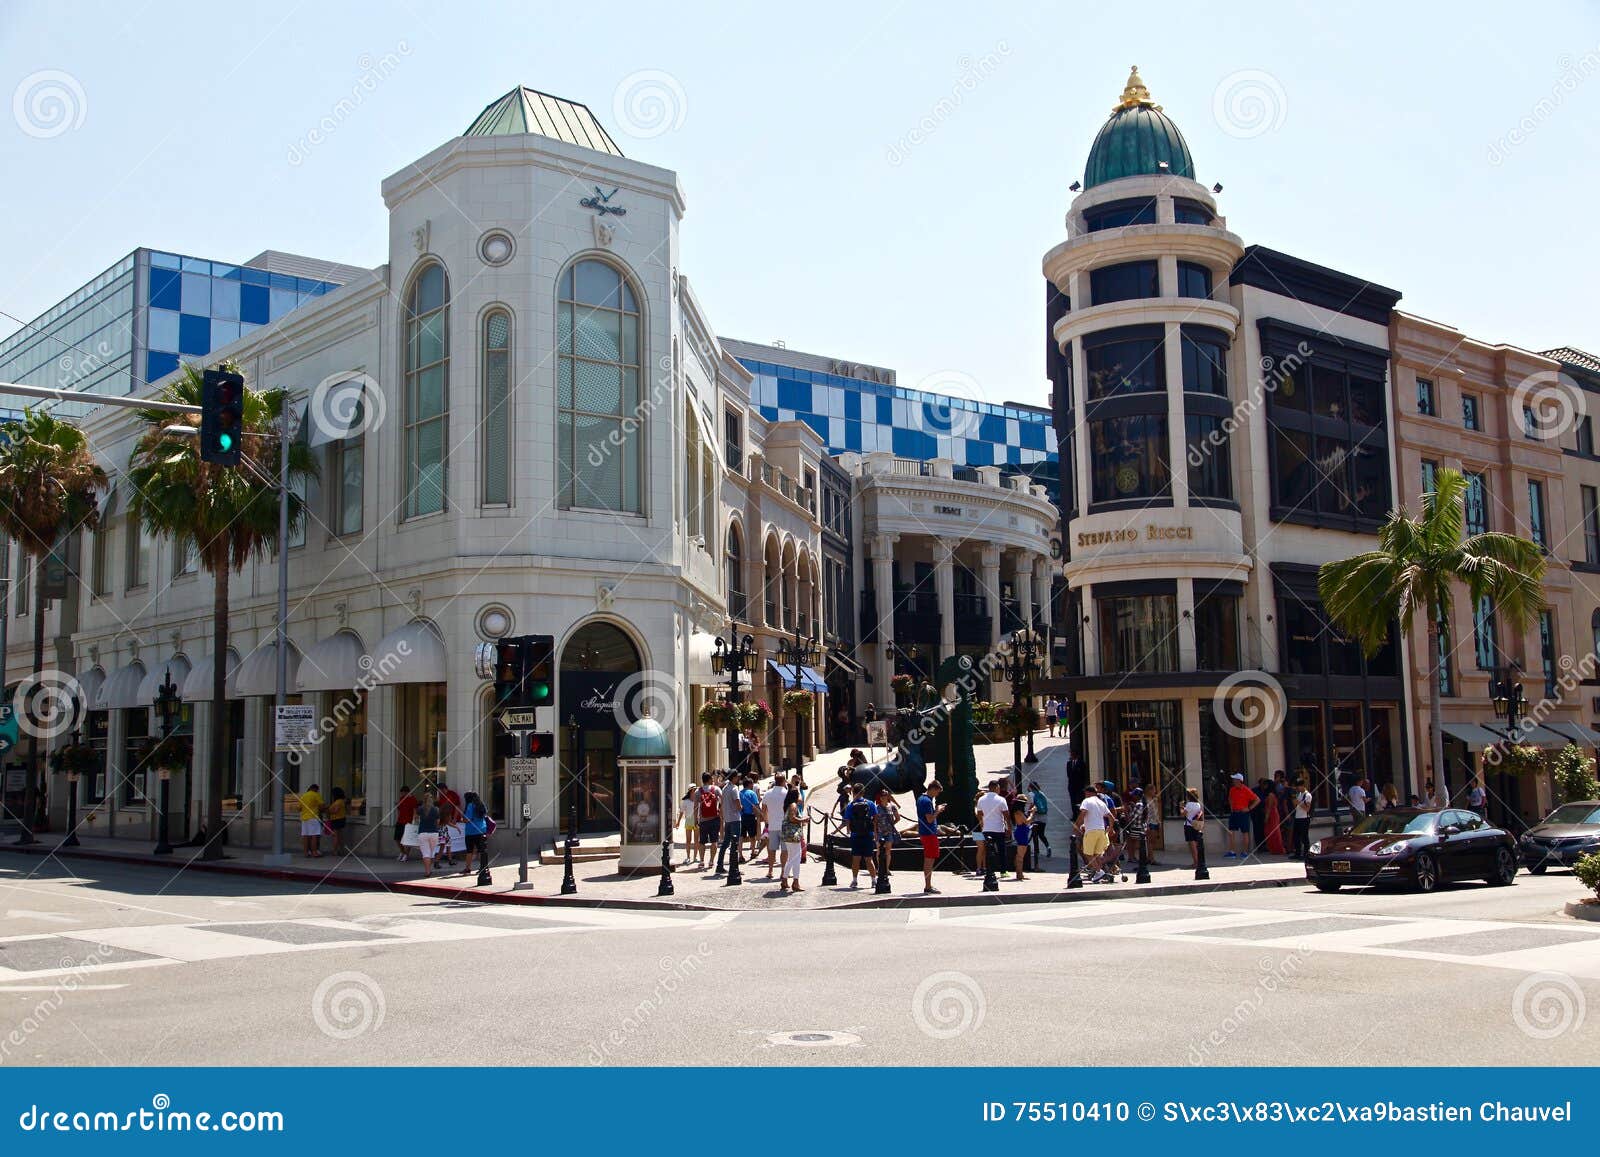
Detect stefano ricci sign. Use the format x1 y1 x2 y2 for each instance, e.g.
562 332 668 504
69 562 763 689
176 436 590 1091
1076 523 1195 548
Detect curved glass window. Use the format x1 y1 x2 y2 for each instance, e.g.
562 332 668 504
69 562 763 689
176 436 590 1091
1098 593 1178 673
1177 262 1213 299
1181 330 1228 394
1085 330 1165 398
1084 198 1155 231
558 260 643 513
403 262 448 518
1185 414 1232 500
1090 261 1160 306
1173 198 1213 226
1090 413 1170 502
481 309 511 505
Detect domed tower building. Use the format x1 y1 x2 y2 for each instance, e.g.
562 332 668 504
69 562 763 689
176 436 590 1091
1046 69 1408 840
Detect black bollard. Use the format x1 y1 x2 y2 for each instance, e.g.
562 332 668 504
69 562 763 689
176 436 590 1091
1067 829 1084 889
982 833 1000 892
874 842 892 894
725 831 742 886
1135 827 1151 885
477 835 493 887
559 833 578 895
820 822 838 886
1195 827 1211 880
657 836 675 896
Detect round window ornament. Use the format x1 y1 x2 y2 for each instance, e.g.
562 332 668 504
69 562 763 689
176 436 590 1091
477 605 514 640
479 230 515 267
1115 465 1140 494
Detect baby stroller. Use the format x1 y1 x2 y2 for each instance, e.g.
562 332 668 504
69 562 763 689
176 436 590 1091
1096 816 1130 882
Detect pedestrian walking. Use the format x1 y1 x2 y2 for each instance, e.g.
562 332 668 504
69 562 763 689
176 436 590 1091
298 783 325 858
1043 697 1058 737
1291 779 1313 860
740 775 762 860
874 787 899 883
461 790 490 876
696 772 721 871
845 783 877 888
436 779 462 867
780 782 805 893
680 785 699 866
325 787 349 856
1225 773 1257 859
1467 778 1486 817
1347 777 1369 825
715 772 743 875
1182 787 1206 870
1027 780 1052 868
916 781 946 893
1076 783 1114 882
1055 698 1069 740
395 784 418 862
414 790 441 877
976 780 1010 879
761 773 788 879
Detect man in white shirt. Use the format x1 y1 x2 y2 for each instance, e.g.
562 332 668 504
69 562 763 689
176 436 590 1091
1076 783 1115 882
975 780 1011 877
1346 779 1368 825
761 774 789 879
1043 697 1059 736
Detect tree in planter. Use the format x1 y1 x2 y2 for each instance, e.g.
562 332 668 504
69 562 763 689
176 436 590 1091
126 364 315 861
1575 851 1600 903
1319 468 1545 800
0 409 107 844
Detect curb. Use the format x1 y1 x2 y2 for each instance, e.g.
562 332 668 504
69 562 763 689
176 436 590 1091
1 843 1305 913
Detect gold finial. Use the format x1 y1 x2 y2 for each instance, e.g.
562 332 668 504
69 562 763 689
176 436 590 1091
1114 65 1159 112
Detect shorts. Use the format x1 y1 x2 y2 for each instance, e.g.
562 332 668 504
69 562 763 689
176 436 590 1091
1184 826 1201 843
767 828 783 852
701 818 721 844
300 819 323 837
417 832 440 859
330 819 346 831
685 815 698 831
920 834 941 860
466 833 487 856
1013 825 1031 847
1082 829 1110 856
741 814 758 838
849 834 875 858
1228 811 1251 833
393 821 406 843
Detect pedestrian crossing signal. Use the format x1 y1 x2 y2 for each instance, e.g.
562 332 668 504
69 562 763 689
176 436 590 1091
524 731 555 758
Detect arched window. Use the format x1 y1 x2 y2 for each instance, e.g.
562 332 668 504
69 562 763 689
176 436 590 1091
558 259 642 513
726 524 746 623
685 406 702 537
403 262 448 518
481 308 512 505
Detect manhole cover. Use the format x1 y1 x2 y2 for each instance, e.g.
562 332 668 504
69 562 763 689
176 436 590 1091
765 1029 861 1048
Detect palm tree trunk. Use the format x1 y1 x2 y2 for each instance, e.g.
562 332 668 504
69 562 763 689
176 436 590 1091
200 565 229 861
1428 624 1445 802
17 555 46 844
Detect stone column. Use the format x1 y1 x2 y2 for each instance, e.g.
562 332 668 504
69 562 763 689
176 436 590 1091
934 538 956 661
1015 556 1034 635
980 546 1002 653
1035 556 1054 673
870 533 898 698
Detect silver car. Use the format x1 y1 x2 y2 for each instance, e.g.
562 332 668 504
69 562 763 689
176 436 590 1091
1519 801 1600 873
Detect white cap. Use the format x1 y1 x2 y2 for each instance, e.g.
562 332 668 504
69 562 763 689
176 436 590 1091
1230 773 1244 781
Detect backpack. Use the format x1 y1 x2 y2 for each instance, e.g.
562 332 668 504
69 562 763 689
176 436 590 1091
848 799 873 835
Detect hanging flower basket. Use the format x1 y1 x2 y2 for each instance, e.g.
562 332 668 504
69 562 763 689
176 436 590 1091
782 689 814 717
48 742 98 779
738 700 773 731
147 734 193 775
1496 744 1546 777
697 700 739 731
890 674 915 700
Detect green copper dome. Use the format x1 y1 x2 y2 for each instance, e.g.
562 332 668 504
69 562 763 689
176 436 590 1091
1083 67 1195 189
619 715 673 760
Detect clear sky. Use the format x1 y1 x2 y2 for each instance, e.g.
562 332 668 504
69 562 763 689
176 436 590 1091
3 0 1597 409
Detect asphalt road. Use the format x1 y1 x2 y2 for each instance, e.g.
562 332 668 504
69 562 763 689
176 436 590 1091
0 856 1594 1066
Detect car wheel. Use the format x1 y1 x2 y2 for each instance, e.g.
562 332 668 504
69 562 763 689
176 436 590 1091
1528 862 1547 875
1412 852 1439 893
1314 880 1341 893
1488 847 1517 886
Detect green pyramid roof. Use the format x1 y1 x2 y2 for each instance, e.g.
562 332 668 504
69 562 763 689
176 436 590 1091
1083 67 1195 190
463 87 624 157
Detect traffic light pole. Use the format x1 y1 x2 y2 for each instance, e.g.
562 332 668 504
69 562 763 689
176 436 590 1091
265 410 292 866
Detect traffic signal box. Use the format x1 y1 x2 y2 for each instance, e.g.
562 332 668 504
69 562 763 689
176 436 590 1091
199 367 245 466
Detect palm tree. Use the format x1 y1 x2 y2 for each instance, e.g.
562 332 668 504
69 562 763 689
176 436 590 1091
0 410 108 843
1318 467 1546 796
126 364 315 860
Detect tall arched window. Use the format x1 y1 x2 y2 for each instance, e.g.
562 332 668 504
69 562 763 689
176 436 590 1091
726 524 746 623
558 259 642 513
481 308 512 505
685 406 702 537
403 262 449 518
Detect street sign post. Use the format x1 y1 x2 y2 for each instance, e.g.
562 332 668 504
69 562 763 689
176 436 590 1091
274 704 317 751
506 757 539 785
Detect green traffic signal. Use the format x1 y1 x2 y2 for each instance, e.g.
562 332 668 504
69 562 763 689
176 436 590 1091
218 433 234 451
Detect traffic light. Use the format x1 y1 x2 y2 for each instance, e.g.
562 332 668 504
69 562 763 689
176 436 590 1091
200 367 245 465
493 639 522 709
524 731 555 758
523 634 555 707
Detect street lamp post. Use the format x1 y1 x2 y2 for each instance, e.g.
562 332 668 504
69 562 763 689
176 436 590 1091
61 722 82 849
776 629 820 776
560 714 581 895
1001 629 1042 786
710 630 756 776
152 669 179 856
1491 664 1527 737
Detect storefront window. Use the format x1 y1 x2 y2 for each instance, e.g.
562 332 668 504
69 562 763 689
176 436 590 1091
1097 592 1178 673
1099 700 1185 820
1193 589 1239 670
122 708 149 805
1185 414 1232 501
1199 711 1247 819
85 709 109 803
397 683 447 787
323 689 367 818
1090 413 1170 503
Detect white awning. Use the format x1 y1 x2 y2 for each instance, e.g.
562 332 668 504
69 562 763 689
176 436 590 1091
182 649 239 702
687 631 750 688
76 667 105 713
1498 722 1575 750
233 639 301 697
1440 722 1509 750
137 655 192 704
99 661 148 710
1544 721 1600 747
368 621 447 685
296 630 369 692
307 380 371 446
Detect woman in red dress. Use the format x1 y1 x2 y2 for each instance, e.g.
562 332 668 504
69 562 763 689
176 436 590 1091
1263 783 1286 855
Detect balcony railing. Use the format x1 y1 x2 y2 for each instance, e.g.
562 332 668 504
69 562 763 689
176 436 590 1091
728 589 749 624
953 592 988 620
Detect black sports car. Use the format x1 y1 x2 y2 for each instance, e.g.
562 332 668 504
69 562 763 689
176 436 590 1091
1305 808 1518 893
1519 801 1600 873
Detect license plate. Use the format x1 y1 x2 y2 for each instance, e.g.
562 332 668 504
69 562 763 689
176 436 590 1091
1332 860 1351 873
